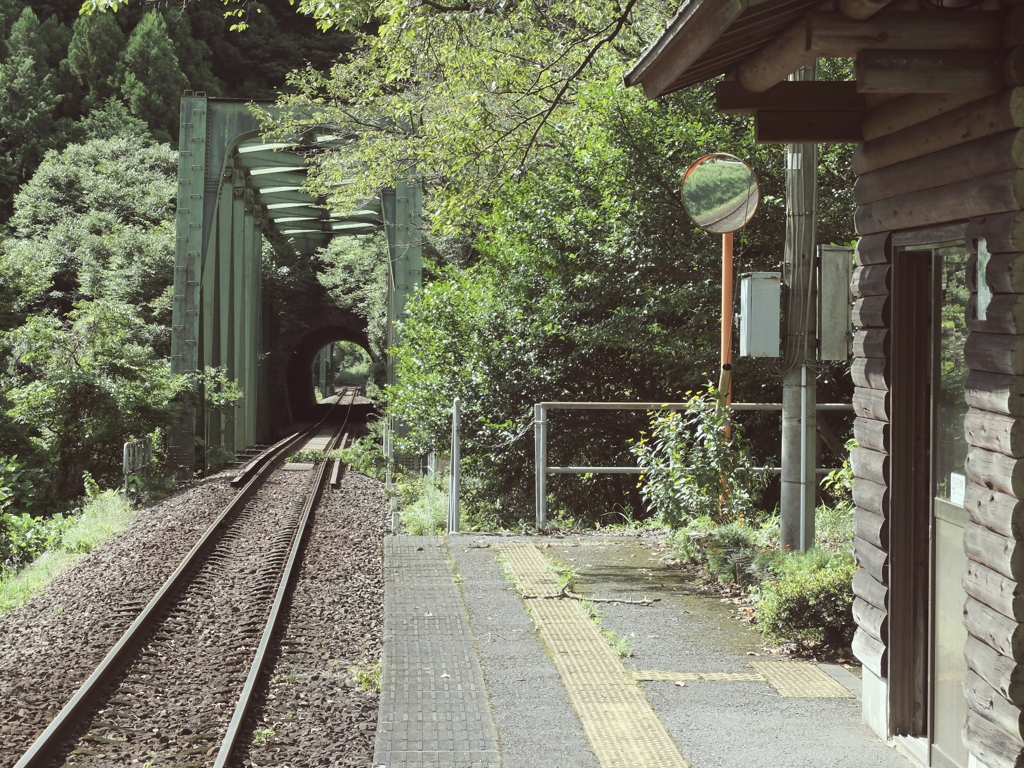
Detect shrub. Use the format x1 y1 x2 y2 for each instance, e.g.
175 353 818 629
339 423 388 481
755 551 856 651
398 477 449 535
0 512 73 572
1 489 136 610
631 388 768 527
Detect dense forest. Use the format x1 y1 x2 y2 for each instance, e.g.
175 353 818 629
0 0 355 517
0 0 858 528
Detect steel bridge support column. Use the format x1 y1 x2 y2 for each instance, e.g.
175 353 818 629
242 189 258 448
218 168 237 452
200 201 220 458
252 216 264 443
169 96 208 481
232 170 248 454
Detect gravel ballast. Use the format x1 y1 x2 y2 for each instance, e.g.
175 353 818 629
0 476 238 766
231 469 387 768
0 466 387 768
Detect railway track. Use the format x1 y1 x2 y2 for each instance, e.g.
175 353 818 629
13 388 362 768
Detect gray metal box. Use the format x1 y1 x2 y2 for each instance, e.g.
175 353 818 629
739 272 780 358
818 245 853 361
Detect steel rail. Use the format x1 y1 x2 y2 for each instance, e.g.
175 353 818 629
214 415 353 766
13 390 353 768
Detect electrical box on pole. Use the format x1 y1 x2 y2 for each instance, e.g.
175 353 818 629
818 245 853 361
739 272 780 358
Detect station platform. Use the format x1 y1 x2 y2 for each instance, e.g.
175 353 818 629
373 534 913 768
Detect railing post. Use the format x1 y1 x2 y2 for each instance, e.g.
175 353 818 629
385 419 398 532
535 403 548 529
448 398 461 534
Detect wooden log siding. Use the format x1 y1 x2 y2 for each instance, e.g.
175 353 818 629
968 212 1024 255
852 358 889 391
964 669 1024 743
853 329 889 358
966 633 1024 708
854 416 889 452
852 295 888 327
850 446 888 485
966 333 1024 377
855 169 1024 236
853 629 886 679
965 708 1024 768
965 408 1024 458
849 225 892 684
854 130 1024 207
964 559 1023 623
966 484 1024 541
855 506 887 549
841 51 1024 768
853 89 1024 176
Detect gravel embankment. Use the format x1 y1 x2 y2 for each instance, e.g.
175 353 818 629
230 469 387 768
0 465 387 768
0 475 239 767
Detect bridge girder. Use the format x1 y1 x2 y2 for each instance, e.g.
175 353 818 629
169 94 421 480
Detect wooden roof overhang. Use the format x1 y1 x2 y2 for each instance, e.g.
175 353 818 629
624 0 1017 144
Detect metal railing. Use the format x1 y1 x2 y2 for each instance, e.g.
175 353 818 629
533 401 854 528
123 439 153 493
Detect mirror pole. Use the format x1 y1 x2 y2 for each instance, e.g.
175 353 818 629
717 231 734 413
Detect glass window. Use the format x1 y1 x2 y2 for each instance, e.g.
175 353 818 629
933 245 970 505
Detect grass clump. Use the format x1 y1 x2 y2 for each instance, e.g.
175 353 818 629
285 449 326 464
350 661 382 691
398 476 449 535
659 440 858 656
0 489 136 612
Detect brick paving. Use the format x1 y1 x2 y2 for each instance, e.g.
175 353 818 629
373 536 500 768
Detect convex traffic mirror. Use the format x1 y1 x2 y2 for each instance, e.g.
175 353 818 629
681 153 760 234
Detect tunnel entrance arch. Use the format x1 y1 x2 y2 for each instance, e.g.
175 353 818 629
286 325 373 423
169 95 421 478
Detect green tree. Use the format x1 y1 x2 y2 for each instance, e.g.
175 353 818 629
0 134 179 503
3 300 180 499
162 9 223 96
0 7 64 218
76 97 150 141
117 11 187 144
1 136 176 321
318 233 388 361
65 11 125 111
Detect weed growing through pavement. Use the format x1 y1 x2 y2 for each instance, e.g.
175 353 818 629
350 662 382 692
602 630 633 658
445 552 465 584
549 558 578 592
495 552 520 591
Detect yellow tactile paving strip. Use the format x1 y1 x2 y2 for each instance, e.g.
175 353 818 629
750 661 855 698
633 670 766 682
500 542 562 596
498 544 690 768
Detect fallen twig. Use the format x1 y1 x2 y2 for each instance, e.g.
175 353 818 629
523 585 659 606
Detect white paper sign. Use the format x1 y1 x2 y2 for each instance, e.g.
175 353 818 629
950 472 965 506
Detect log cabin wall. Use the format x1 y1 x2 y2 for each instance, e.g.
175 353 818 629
850 63 1024 767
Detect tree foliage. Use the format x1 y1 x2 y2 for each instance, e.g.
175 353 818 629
0 135 179 505
117 11 187 144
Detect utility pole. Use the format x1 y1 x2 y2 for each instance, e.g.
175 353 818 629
779 63 818 552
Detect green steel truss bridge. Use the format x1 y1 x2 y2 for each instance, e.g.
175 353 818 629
168 94 421 479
